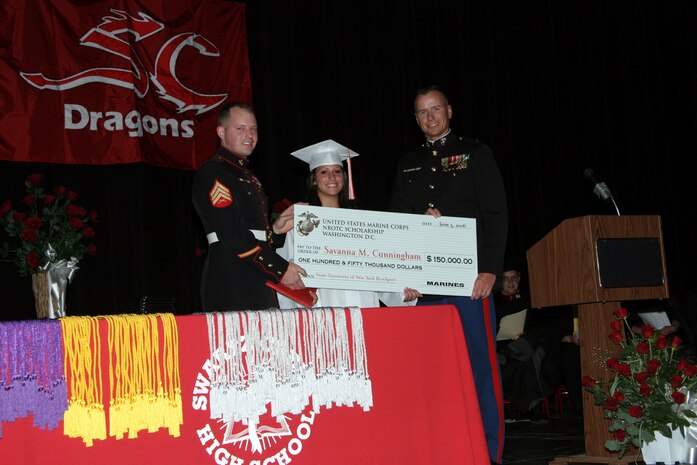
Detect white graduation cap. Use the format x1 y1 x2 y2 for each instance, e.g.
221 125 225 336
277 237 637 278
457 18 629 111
290 139 359 170
291 139 359 199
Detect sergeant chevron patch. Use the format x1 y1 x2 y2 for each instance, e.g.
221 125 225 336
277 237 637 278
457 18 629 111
209 179 233 208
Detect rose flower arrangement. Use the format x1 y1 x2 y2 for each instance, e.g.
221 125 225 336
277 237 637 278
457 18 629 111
582 307 697 457
0 173 97 277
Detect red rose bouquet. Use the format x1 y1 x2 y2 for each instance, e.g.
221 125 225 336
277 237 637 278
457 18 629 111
0 173 97 277
582 307 697 457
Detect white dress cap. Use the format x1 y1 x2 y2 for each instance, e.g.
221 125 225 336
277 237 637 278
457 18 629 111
291 139 359 171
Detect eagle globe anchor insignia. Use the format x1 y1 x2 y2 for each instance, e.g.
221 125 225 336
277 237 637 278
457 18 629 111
296 212 320 236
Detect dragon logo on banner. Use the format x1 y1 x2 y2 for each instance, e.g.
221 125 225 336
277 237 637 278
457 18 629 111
0 1 250 168
20 9 227 115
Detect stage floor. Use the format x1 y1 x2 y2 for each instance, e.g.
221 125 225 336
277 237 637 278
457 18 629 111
503 410 665 465
503 411 585 465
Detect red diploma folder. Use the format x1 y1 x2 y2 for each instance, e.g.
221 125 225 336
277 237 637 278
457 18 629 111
266 281 317 307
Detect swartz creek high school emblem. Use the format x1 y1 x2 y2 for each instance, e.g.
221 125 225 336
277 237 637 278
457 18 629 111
209 180 232 208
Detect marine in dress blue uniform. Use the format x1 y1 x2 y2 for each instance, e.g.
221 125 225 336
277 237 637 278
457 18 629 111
390 86 508 463
193 146 288 311
192 103 304 312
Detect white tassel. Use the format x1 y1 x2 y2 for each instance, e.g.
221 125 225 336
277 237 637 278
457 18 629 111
205 307 373 425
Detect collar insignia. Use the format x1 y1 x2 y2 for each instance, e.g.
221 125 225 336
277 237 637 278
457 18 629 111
425 136 448 148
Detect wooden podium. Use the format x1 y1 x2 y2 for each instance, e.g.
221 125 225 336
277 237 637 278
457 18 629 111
527 215 669 463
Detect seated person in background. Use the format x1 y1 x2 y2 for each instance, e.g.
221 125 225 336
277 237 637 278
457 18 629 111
539 307 582 414
494 265 527 312
276 140 420 309
494 262 547 414
494 264 529 348
625 294 695 357
513 262 580 413
495 261 582 414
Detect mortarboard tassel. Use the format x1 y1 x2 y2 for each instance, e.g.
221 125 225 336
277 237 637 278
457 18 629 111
205 307 373 429
61 316 106 446
347 150 355 200
103 313 182 441
0 320 68 437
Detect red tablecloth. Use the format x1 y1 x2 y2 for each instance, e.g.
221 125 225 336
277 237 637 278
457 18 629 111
0 305 488 464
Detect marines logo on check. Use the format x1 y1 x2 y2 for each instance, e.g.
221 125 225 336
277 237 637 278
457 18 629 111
296 212 320 236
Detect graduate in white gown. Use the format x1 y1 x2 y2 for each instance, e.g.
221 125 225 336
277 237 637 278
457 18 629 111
276 140 420 309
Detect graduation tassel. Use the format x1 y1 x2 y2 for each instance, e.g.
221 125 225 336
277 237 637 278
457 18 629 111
61 316 106 447
347 150 356 200
206 307 373 430
0 320 67 437
103 313 182 441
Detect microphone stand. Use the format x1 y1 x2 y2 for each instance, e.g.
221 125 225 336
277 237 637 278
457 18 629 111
594 187 620 215
587 170 621 215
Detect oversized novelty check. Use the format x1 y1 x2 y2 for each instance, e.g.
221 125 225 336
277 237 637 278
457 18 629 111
292 206 477 296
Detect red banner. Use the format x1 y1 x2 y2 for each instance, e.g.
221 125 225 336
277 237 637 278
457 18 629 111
0 1 251 169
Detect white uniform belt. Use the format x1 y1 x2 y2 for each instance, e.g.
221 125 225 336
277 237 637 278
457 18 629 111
207 230 266 244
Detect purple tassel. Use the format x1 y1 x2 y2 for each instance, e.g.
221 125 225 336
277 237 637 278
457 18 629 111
0 320 68 437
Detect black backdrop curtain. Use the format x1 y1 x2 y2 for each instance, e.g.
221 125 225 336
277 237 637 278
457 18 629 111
2 0 696 320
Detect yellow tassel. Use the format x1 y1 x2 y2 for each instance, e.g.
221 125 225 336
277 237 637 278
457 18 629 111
60 316 106 447
60 313 182 445
102 313 182 440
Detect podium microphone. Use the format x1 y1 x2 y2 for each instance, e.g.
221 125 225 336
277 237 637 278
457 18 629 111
583 167 621 215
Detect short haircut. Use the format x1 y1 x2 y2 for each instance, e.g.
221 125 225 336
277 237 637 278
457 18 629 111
217 102 255 126
414 85 449 110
